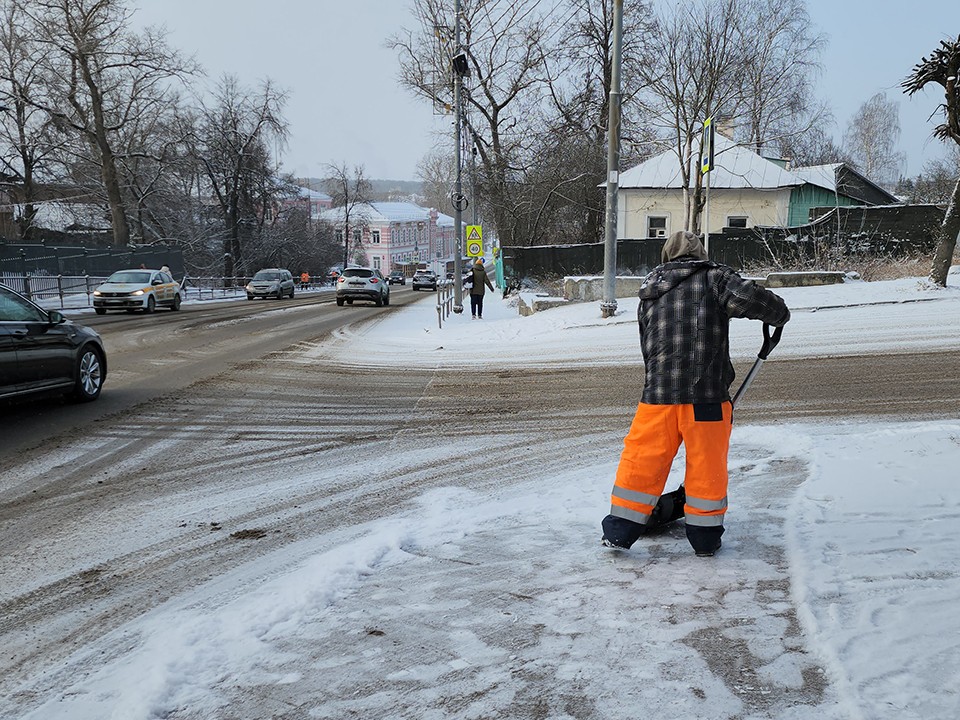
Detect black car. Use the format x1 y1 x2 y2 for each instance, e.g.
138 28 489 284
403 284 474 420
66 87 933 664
0 283 107 403
388 270 406 286
412 271 438 291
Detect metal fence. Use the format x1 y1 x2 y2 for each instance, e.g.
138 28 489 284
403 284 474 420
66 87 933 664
0 242 184 277
0 274 261 308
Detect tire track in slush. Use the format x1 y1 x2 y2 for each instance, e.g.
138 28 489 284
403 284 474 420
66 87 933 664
0 349 610 709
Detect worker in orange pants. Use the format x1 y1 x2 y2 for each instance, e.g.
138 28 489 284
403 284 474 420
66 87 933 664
601 230 789 556
605 402 732 555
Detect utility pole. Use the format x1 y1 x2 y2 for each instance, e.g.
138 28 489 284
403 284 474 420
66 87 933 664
600 0 623 319
451 0 466 314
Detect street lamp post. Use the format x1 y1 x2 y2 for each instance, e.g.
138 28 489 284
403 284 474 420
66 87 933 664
451 0 468 314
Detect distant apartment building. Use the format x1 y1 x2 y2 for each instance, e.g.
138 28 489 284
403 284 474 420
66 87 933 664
317 201 461 274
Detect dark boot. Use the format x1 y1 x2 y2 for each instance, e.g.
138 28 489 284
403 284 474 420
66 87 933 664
601 514 646 549
686 524 724 557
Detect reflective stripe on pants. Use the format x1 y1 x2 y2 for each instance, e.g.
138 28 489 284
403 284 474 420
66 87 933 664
609 402 732 527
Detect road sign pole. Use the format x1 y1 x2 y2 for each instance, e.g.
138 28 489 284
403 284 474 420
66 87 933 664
701 117 714 256
451 0 464 314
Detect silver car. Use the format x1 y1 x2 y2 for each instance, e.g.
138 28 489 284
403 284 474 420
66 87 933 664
335 267 390 306
246 268 295 300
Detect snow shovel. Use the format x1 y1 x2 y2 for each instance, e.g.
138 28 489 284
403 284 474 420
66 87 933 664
647 323 784 529
731 323 783 408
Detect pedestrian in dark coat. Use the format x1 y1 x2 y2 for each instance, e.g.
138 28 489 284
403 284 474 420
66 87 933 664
468 258 495 319
601 230 790 556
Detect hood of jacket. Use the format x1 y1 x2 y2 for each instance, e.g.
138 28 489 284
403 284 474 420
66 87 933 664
639 259 717 301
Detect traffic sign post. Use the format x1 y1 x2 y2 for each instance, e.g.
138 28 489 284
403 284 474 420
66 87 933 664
701 117 714 256
465 225 483 257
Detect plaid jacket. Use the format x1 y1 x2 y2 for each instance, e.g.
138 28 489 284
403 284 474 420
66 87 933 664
637 258 790 404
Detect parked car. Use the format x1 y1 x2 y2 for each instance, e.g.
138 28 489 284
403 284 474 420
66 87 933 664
388 270 406 286
0 283 107 402
412 271 438 291
93 269 182 314
336 267 390 307
246 268 295 300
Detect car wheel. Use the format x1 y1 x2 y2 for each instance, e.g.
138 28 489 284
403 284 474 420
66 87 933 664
70 346 104 402
171 294 181 311
375 293 383 307
347 299 354 305
94 307 106 315
145 295 156 313
289 287 294 299
383 292 390 306
336 297 344 306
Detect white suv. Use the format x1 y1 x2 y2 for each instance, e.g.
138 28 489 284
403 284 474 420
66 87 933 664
336 267 390 307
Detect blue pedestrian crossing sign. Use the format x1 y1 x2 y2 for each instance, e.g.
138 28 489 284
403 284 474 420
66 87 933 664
465 225 483 257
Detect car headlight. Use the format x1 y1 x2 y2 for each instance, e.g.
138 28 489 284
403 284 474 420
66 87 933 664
93 290 102 297
132 289 144 296
245 283 253 291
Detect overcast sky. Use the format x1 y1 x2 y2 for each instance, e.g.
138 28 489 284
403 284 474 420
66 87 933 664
131 1 960 181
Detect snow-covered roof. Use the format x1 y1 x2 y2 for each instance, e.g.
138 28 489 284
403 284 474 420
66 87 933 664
619 134 805 191
21 200 112 231
318 202 434 225
296 186 332 202
369 202 432 223
435 211 458 228
789 164 842 193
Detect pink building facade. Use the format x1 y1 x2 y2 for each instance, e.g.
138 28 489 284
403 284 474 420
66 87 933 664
319 202 462 275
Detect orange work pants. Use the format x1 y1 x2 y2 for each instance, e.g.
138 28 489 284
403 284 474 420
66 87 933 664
609 402 732 529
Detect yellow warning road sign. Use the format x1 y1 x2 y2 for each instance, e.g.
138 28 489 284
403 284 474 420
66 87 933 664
465 225 483 257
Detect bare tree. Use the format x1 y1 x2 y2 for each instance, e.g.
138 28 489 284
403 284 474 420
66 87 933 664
896 148 960 204
0 0 66 240
416 145 456 213
20 0 196 246
843 92 906 190
738 0 826 155
778 121 851 167
198 75 288 278
391 0 551 245
323 162 371 269
639 0 746 232
903 35 960 286
537 0 656 243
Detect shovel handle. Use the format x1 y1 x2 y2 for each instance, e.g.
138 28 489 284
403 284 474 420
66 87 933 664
757 324 783 360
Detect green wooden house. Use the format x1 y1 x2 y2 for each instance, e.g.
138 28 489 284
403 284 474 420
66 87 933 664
766 161 899 227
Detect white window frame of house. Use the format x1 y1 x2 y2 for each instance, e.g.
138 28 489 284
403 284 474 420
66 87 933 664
646 214 669 239
335 229 343 243
353 228 362 243
371 229 381 244
373 256 381 270
726 215 749 228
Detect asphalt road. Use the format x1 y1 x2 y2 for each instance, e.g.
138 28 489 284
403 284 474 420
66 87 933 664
2 289 959 716
0 286 426 455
